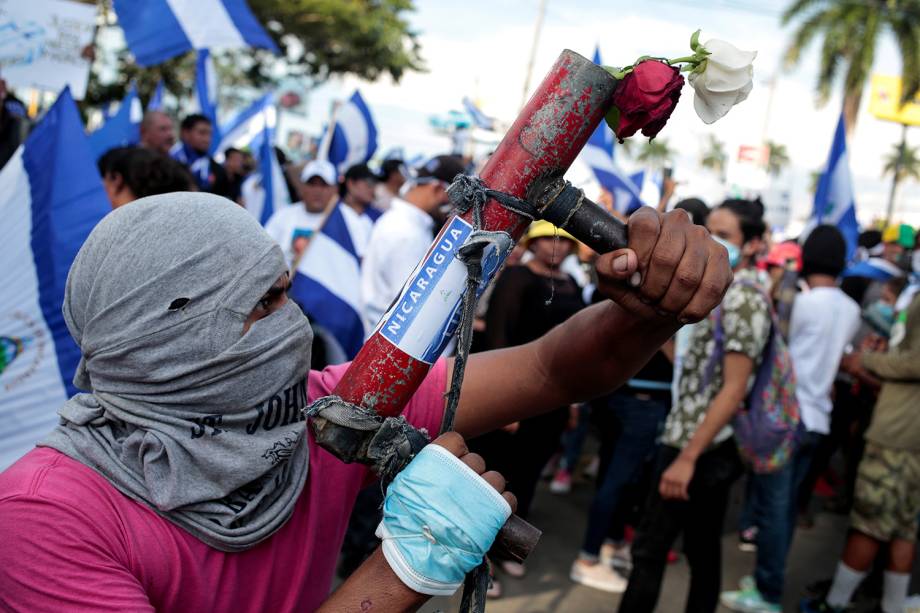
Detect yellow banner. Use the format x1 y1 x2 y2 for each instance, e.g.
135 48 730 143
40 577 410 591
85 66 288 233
869 75 920 126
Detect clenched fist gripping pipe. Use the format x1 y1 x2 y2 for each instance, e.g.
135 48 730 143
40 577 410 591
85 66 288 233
307 50 630 604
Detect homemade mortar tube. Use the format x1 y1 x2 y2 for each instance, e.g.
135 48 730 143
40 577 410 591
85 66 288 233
329 49 618 416
314 49 619 565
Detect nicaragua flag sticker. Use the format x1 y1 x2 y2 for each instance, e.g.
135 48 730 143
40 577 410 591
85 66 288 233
378 217 507 364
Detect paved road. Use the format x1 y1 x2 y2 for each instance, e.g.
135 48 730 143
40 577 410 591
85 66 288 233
422 476 857 612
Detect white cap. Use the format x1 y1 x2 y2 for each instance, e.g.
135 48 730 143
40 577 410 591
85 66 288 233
300 159 337 185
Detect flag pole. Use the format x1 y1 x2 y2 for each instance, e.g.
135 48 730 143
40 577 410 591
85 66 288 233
316 100 341 162
290 100 345 273
519 0 548 112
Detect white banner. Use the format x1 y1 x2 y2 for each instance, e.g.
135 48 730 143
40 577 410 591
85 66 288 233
0 0 96 99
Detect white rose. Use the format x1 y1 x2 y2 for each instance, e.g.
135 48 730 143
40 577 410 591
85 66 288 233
689 39 756 124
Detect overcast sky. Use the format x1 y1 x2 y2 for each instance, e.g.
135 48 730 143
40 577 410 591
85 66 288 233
298 0 920 228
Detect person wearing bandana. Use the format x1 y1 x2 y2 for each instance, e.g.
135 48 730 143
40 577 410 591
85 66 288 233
0 193 730 611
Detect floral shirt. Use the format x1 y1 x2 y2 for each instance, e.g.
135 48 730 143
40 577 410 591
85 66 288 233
662 268 772 449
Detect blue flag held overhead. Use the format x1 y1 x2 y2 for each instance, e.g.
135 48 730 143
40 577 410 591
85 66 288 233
147 79 165 111
113 0 278 66
88 83 143 159
0 88 111 470
812 112 859 259
325 90 378 173
196 49 221 152
578 46 644 215
462 97 495 131
218 94 290 225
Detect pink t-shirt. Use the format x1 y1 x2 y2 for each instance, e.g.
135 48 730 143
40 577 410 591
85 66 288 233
0 360 447 612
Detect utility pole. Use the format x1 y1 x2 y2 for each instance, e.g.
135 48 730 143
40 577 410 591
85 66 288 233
520 0 548 111
885 123 909 225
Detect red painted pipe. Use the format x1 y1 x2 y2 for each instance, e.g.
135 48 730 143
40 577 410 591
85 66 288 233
332 49 618 417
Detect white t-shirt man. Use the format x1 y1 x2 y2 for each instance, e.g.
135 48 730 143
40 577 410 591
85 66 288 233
264 204 324 267
361 197 435 331
788 286 861 434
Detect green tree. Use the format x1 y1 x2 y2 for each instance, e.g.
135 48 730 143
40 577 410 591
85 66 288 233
766 141 790 177
882 140 920 219
636 139 673 169
700 134 727 179
782 0 920 133
84 0 424 110
883 140 920 184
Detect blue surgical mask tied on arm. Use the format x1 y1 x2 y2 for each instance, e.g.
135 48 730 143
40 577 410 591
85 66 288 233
712 234 742 268
376 444 512 595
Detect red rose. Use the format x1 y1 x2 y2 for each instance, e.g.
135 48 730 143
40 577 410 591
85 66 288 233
611 60 684 140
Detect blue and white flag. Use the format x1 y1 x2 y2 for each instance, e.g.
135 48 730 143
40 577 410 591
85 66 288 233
812 112 859 259
147 79 165 111
325 90 378 173
196 49 221 152
843 257 903 281
289 206 368 358
576 46 645 215
218 94 290 224
0 88 110 470
88 83 143 159
462 96 495 131
113 0 278 67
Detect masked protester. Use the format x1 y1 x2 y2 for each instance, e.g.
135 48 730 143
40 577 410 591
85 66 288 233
0 193 731 611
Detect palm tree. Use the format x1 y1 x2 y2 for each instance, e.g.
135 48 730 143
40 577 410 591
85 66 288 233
637 139 673 170
882 140 920 220
782 0 920 133
700 135 727 180
766 141 791 177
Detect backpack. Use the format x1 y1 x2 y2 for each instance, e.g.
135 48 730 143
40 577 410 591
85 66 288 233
706 279 801 473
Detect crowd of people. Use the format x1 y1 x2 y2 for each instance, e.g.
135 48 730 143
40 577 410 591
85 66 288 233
1 102 920 613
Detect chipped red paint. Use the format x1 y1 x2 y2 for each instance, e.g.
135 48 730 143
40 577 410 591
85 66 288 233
331 50 618 418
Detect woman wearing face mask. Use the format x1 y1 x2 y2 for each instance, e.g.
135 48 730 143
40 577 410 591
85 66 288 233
620 199 777 613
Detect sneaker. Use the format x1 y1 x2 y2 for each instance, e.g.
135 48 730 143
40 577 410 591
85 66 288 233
599 541 632 572
612 544 633 572
549 468 572 494
739 527 758 552
599 542 616 566
498 559 526 578
799 596 845 613
583 455 600 478
569 560 628 593
720 586 781 612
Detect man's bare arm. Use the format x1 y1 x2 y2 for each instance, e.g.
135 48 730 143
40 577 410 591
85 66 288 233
452 208 731 438
318 548 427 613
453 301 678 438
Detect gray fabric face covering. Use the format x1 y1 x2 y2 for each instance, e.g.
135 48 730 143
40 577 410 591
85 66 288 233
42 192 314 552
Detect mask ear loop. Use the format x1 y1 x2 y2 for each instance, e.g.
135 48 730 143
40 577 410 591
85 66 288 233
380 489 481 566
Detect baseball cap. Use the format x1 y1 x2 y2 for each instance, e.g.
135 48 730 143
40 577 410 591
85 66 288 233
882 223 916 248
524 219 576 245
300 159 337 185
